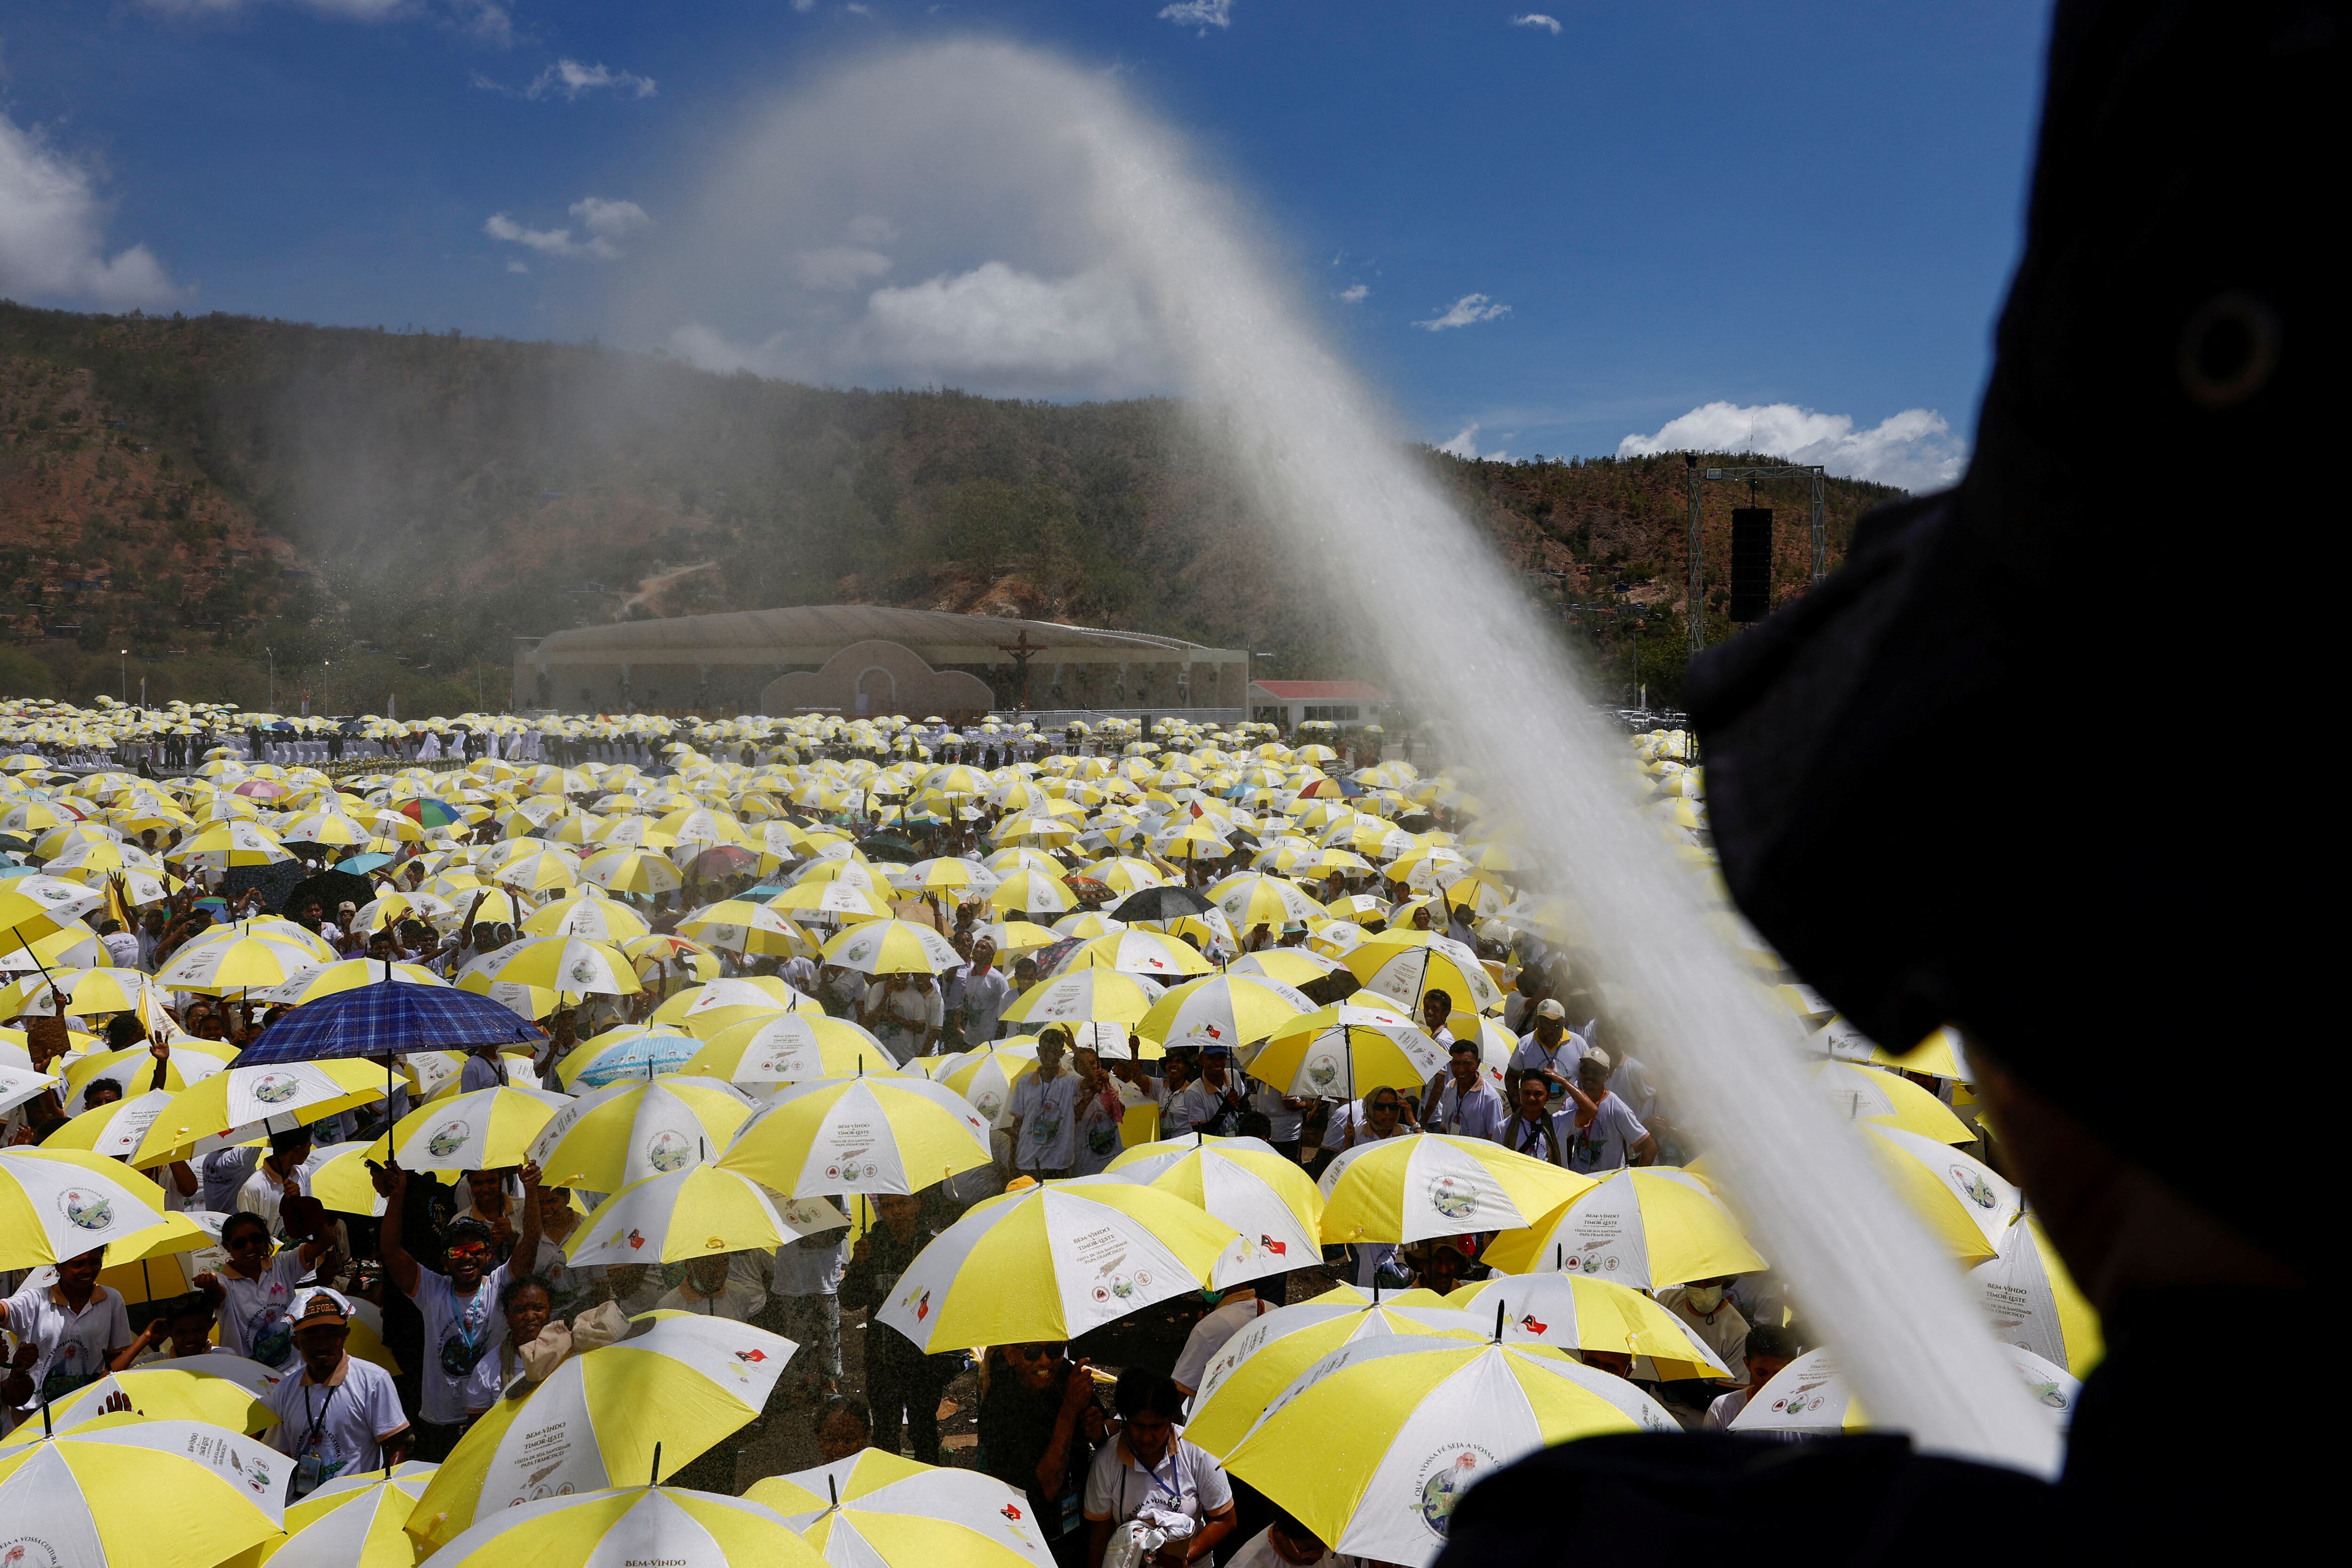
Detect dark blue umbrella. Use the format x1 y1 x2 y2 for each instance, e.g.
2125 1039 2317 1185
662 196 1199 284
237 976 545 1065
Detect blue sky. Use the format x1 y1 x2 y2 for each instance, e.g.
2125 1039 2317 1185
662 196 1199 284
1 1 2052 486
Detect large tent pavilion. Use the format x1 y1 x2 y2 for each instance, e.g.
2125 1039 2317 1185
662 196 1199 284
515 605 1250 718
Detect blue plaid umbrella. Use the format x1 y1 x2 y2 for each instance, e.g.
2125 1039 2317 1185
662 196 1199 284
237 976 545 1065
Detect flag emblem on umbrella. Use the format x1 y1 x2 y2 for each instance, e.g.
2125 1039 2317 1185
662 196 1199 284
736 1348 768 1363
1259 1235 1287 1255
1001 1504 1023 1522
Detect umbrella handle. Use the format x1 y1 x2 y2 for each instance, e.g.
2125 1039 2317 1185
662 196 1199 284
651 1441 662 1487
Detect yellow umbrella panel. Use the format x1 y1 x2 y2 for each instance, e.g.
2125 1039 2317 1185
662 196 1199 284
1482 1166 1768 1288
1180 1296 1485 1456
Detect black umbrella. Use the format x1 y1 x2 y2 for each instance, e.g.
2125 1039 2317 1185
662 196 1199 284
278 868 376 918
220 859 310 909
1110 885 1216 923
856 833 923 864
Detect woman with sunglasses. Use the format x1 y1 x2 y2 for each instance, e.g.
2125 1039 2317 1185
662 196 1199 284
192 1206 339 1371
371 1159 544 1460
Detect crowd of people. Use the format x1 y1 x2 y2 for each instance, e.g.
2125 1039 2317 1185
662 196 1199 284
1 694 2004 1568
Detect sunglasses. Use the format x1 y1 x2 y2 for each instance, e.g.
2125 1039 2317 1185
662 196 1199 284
1008 1343 1063 1362
445 1242 493 1261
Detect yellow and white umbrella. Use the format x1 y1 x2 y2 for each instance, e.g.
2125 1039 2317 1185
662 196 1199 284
1181 1295 1485 1456
250 1461 439 1568
675 900 808 957
819 918 961 977
685 1012 900 1088
491 846 581 893
166 819 293 869
1729 1343 2078 1435
1969 1214 2103 1376
1482 1166 1767 1288
1246 1001 1446 1101
754 1449 1055 1568
1813 1059 1973 1144
58 1039 235 1104
0 965 171 1020
935 1041 1037 1127
412 1480 824 1568
1222 1337 1676 1565
405 1312 801 1550
0 1146 176 1268
1106 1133 1323 1286
381 1084 571 1172
1438 1274 1732 1380
1063 928 1215 980
0 1360 279 1445
1343 930 1503 1014
719 1075 993 1196
132 1058 388 1167
524 892 654 942
0 1416 288 1568
579 846 686 895
1319 1133 1595 1245
1209 872 1328 931
1000 969 1162 1029
1862 1122 2020 1264
256 958 448 1006
528 1078 757 1191
651 975 824 1040
767 879 888 924
459 933 642 997
1226 949 1348 988
984 870 1077 918
151 926 326 993
872 1175 1243 1353
565 1166 845 1267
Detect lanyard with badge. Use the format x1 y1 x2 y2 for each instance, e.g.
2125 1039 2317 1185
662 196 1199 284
291 1380 341 1498
441 1281 492 1381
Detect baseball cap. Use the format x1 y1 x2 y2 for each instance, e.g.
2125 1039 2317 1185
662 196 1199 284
289 1286 352 1333
1581 1047 1611 1072
1534 999 1567 1021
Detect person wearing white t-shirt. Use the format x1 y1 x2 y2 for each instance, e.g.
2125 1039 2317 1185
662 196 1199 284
1702 1323 1801 1438
1171 1285 1272 1397
952 940 1014 1044
1009 1028 1082 1178
373 1161 543 1460
1084 1370 1237 1568
0 1250 133 1418
1505 1000 1588 1114
266 1288 411 1497
234 1127 324 1240
1159 1056 1219 1141
656 1252 769 1320
1421 1038 1508 1140
1560 1050 1657 1174
1227 1512 1359 1568
862 971 943 1064
195 1210 338 1370
1496 1075 1572 1166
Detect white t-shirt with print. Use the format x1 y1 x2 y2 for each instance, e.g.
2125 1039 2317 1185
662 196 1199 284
409 1262 511 1425
1008 1071 1081 1171
1563 1093 1649 1174
265 1353 409 1493
0 1283 131 1409
216 1249 310 1369
1082 1430 1234 1531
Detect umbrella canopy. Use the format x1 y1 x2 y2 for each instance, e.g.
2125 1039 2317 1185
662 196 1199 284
1437 1274 1733 1379
524 893 655 942
1342 931 1504 1015
820 918 961 977
130 1058 387 1167
253 959 450 1008
936 1042 1037 1128
578 847 685 895
256 1461 439 1568
381 1084 571 1172
57 1040 236 1104
1222 1337 1677 1565
528 1078 757 1191
1108 883 1217 924
754 1449 1056 1568
1969 1214 2104 1375
1729 1343 2079 1435
459 934 643 998
234 976 543 1065
556 1025 704 1090
686 1013 901 1088
405 1313 803 1551
564 1165 845 1267
1181 1295 1486 1456
1206 873 1325 931
651 976 825 1041
1061 928 1215 980
1861 1122 2021 1264
1105 1133 1323 1286
1481 1167 1768 1289
0 1361 279 1445
0 1415 288 1568
0 1145 175 1269
1318 1133 1595 1245
872 1175 1244 1353
718 1075 994 1197
675 900 808 957
151 926 325 994
1000 970 1163 1029
1812 1059 1974 1144
1245 1002 1447 1101
413 1483 824 1568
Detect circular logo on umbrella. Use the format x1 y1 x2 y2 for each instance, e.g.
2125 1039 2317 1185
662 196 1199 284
250 1071 301 1105
1951 1166 1999 1208
567 957 602 987
1427 1174 1480 1220
427 1121 471 1157
1414 1445 1494 1538
1304 1053 1339 1090
3 1536 65 1568
56 1188 114 1231
644 1130 692 1173
974 1090 1003 1120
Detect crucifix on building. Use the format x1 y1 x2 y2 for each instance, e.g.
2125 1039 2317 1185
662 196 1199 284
997 628 1045 712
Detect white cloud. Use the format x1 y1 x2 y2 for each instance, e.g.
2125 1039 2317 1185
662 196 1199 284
1512 13 1562 33
844 2 874 15
1413 293 1510 331
794 246 894 290
505 258 529 274
1437 423 1508 461
855 262 1157 388
1616 401 1967 491
1159 0 1232 31
527 59 657 101
669 322 795 376
1338 283 1369 303
483 196 650 261
0 111 181 308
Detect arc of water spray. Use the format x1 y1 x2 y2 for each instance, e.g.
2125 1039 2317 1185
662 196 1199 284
1058 89 2058 1474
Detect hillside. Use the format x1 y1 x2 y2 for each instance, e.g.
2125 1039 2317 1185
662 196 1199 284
0 302 1906 711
